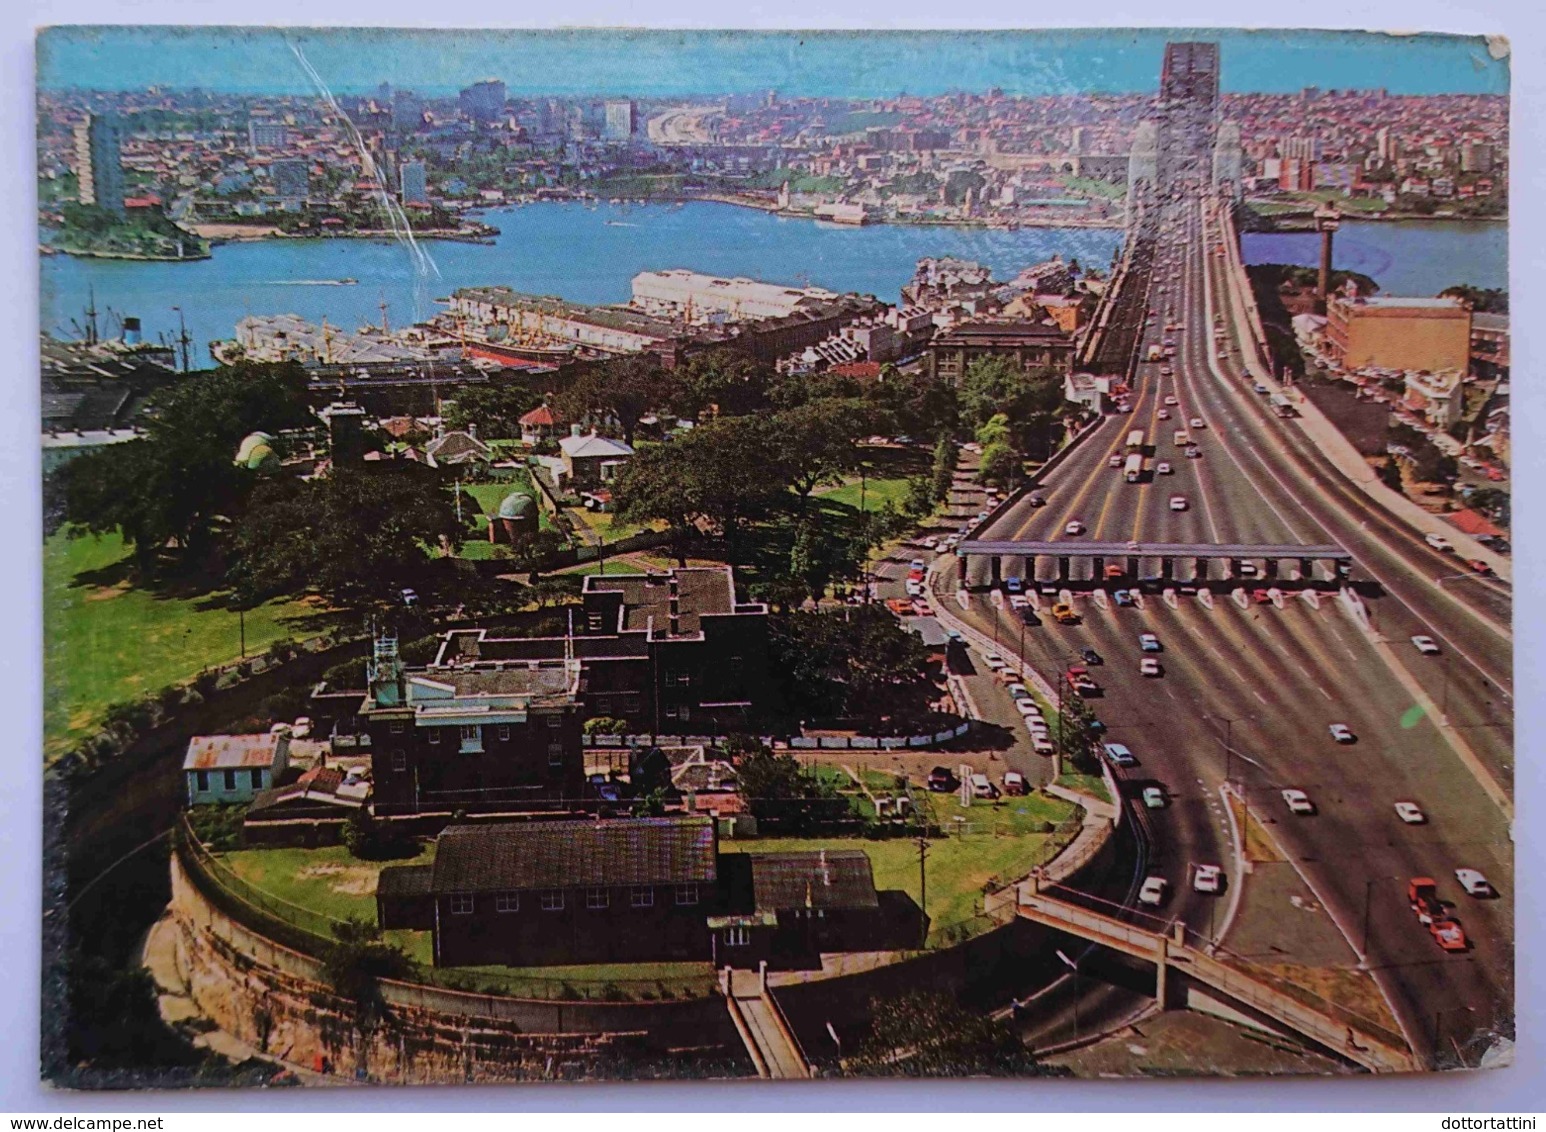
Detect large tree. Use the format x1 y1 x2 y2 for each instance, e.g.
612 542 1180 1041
669 348 770 419
847 991 1049 1077
557 355 671 447
866 368 958 439
732 742 851 834
768 606 932 721
775 397 878 503
231 467 461 606
57 361 312 572
442 381 541 440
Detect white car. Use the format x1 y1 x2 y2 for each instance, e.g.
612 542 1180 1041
1189 417 1205 430
1006 683 1029 699
1328 723 1356 744
1156 461 1173 475
1109 453 1125 469
1193 864 1223 894
1065 520 1085 536
1141 786 1167 809
910 559 927 572
1169 495 1188 512
905 579 923 597
1455 868 1494 897
1394 801 1427 825
1009 593 1030 610
1425 532 1454 553
1281 789 1315 815
1164 395 1179 406
1103 742 1136 767
1411 635 1441 655
984 652 1006 671
921 536 939 550
1138 876 1169 906
1015 699 1042 718
1157 409 1171 420
1140 657 1162 677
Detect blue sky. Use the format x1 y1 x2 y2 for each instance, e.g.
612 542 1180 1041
36 27 1508 98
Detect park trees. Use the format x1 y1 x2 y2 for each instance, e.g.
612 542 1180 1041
442 381 541 440
848 991 1048 1077
669 348 770 419
768 605 932 722
57 361 313 574
775 397 878 504
557 355 671 447
231 467 461 607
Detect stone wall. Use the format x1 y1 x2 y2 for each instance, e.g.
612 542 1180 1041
168 854 750 1084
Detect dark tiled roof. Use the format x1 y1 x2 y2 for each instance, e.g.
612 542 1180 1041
749 851 879 912
588 568 736 634
377 864 435 898
431 816 717 894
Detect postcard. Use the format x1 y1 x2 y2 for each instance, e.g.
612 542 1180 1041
38 26 1511 1087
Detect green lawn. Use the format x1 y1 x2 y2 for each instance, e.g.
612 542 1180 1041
1054 773 1112 806
723 799 1076 944
44 529 324 760
813 476 912 513
565 560 647 577
219 843 436 924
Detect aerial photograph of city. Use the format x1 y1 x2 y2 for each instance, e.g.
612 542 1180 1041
36 26 1513 1089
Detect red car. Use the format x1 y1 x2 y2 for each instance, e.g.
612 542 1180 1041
1252 588 1272 604
1429 918 1469 952
1468 559 1492 575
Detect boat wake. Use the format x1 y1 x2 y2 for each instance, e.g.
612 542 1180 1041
269 278 359 285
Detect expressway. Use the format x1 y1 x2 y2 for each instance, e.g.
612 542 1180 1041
934 180 1514 1068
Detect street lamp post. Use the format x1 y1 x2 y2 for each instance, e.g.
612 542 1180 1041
1056 949 1081 1043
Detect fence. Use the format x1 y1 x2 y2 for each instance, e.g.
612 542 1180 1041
582 721 973 752
174 817 717 1002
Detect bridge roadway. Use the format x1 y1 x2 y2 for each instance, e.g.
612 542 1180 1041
1014 879 1417 1072
931 180 1513 1068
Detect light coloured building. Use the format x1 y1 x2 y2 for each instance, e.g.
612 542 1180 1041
74 113 126 214
603 99 636 140
1401 369 1466 431
399 160 428 204
1324 294 1472 374
449 287 677 356
183 731 291 806
631 269 840 324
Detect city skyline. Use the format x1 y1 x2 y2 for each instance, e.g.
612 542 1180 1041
39 27 1509 98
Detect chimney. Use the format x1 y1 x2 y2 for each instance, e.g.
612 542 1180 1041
571 423 583 438
668 577 681 635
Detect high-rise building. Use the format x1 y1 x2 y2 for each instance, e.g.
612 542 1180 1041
459 79 507 124
1375 127 1396 164
73 113 126 215
399 160 428 205
1282 135 1319 163
603 99 636 140
248 119 288 152
270 158 310 201
1460 141 1495 174
391 91 423 131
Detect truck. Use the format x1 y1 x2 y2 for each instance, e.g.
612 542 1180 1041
1125 429 1146 452
1124 453 1144 483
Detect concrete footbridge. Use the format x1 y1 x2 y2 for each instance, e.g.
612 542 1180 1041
1015 878 1417 1073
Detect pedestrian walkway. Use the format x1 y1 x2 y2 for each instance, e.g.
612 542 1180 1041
724 967 811 1079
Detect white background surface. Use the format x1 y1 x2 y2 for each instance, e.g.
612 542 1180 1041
0 0 1539 1112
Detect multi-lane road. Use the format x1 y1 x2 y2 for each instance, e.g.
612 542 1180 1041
936 183 1514 1068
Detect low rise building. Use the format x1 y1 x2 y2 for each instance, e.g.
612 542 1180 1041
558 428 634 489
631 269 841 324
1324 293 1471 374
926 320 1076 384
183 731 291 806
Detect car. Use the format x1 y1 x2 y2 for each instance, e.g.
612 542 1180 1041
1103 742 1136 767
1140 657 1162 677
1169 494 1188 511
1051 602 1079 624
1253 383 1269 394
1455 868 1494 898
945 628 965 643
1193 864 1223 894
1281 789 1315 815
1108 453 1125 469
1394 801 1427 825
1113 589 1134 607
1157 408 1171 421
1486 467 1505 482
1009 593 1030 610
1004 576 1024 594
1189 417 1205 430
1080 647 1103 666
976 510 991 522
1329 723 1356 744
1031 735 1057 756
1185 446 1202 459
984 652 1006 671
1164 395 1179 406
399 587 419 607
1065 520 1085 535
1252 588 1272 604
969 774 1000 800
1002 771 1028 796
1141 786 1167 809
1018 607 1041 626
1424 532 1454 553
921 535 939 550
1159 367 1173 377
1014 700 1043 720
1156 461 1173 475
1237 561 1260 578
1028 492 1047 507
905 579 924 597
1104 563 1126 581
1138 632 1161 652
1429 919 1469 952
1468 558 1492 575
909 559 927 572
996 668 1022 686
1138 876 1169 906
1411 635 1441 655
926 766 958 792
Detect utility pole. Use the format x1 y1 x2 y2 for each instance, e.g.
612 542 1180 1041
916 828 929 947
239 605 246 659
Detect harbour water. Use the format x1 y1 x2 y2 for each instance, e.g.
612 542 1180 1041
40 201 1506 358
